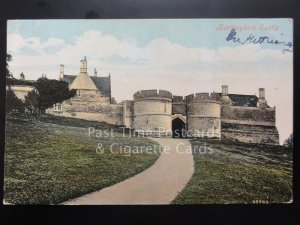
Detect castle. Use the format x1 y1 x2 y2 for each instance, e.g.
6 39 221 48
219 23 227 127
46 57 279 145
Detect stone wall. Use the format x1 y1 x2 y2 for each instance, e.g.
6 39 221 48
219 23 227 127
220 105 279 144
221 105 276 125
221 122 279 145
133 89 172 100
186 93 221 138
46 90 123 125
73 90 110 103
123 100 134 128
133 90 172 136
47 103 123 125
59 110 123 125
172 95 186 116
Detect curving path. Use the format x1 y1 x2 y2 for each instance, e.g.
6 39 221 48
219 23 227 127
63 138 194 205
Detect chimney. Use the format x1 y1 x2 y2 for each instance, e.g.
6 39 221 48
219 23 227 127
94 68 97 77
20 72 25 81
80 56 87 74
59 64 64 80
259 88 265 99
222 85 228 96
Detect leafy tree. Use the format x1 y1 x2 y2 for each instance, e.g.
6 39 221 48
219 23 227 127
6 77 33 86
283 133 293 148
34 77 76 114
24 90 39 114
6 54 13 78
6 88 25 113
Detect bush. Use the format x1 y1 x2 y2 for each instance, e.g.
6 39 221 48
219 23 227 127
24 90 39 114
283 134 293 148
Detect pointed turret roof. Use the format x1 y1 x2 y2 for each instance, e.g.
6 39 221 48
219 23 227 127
70 72 98 90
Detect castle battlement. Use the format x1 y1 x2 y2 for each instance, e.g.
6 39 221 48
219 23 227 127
172 95 186 103
186 92 221 103
133 89 172 101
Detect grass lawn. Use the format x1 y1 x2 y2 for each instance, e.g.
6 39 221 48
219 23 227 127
4 113 161 204
173 139 293 204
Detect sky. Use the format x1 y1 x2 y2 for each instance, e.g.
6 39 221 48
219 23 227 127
7 19 293 143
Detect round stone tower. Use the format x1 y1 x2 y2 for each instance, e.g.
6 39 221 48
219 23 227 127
133 89 172 136
186 92 221 138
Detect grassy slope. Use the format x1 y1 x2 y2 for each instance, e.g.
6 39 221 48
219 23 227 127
173 139 293 204
4 114 160 204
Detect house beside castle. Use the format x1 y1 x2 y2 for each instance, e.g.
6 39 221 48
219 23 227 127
6 72 37 101
59 56 112 102
46 57 123 125
46 57 279 145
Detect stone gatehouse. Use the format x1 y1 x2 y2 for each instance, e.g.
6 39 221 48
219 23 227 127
46 57 279 145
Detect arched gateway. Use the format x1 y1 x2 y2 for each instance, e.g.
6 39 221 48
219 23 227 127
172 114 186 138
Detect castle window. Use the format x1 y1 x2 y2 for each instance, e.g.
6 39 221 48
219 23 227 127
54 103 62 112
164 103 166 113
77 90 80 96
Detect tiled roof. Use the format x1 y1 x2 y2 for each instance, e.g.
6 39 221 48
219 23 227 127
216 93 259 107
62 74 111 96
228 94 258 107
90 76 111 96
62 75 76 84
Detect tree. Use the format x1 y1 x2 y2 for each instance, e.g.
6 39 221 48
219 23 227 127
34 77 76 114
283 133 293 148
6 88 25 113
6 53 13 78
24 90 39 114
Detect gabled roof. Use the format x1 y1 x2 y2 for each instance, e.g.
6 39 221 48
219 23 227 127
70 73 98 90
62 74 111 96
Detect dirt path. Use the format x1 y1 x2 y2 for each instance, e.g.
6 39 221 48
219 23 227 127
63 138 194 205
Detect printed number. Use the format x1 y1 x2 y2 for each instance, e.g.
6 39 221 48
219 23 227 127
252 200 269 204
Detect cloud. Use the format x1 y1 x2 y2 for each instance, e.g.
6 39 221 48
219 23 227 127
7 33 27 52
144 38 216 65
7 30 293 89
43 37 65 48
7 33 65 53
7 30 292 70
7 30 293 83
57 30 144 62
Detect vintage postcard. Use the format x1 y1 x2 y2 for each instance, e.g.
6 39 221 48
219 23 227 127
4 19 293 204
